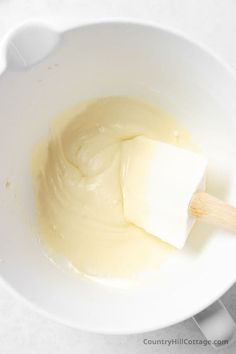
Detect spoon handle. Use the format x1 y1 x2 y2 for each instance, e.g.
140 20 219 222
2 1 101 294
189 192 236 232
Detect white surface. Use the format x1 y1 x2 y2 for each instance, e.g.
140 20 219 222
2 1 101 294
0 0 236 353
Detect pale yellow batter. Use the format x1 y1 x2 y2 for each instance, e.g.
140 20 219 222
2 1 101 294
31 97 195 283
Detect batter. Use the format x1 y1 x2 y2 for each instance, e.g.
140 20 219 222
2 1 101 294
31 97 195 283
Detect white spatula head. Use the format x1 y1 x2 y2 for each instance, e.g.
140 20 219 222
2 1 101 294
121 136 208 249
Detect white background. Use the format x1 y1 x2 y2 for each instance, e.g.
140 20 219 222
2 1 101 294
0 0 236 353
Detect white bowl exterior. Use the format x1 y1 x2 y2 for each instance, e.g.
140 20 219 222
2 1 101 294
0 21 236 333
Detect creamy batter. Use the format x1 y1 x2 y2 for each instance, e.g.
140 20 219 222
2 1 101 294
31 97 195 283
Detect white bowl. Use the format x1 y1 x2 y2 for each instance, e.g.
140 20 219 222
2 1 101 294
0 20 236 335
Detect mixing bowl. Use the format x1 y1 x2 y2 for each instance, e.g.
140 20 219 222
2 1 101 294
0 20 236 343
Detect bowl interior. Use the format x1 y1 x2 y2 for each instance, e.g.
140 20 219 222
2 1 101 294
0 22 236 333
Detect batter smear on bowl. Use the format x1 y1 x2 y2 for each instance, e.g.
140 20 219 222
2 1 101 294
31 96 196 283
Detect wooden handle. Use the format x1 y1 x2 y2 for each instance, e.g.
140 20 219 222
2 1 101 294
189 192 236 233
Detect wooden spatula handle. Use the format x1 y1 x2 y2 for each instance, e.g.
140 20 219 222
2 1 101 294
189 192 236 232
